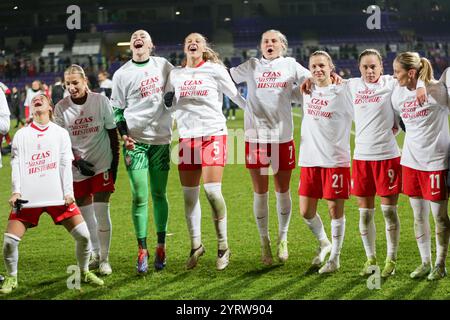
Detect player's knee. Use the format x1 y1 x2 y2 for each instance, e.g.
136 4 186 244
359 211 373 226
204 183 223 201
70 222 90 245
3 233 20 255
132 194 148 207
151 189 167 202
183 186 200 210
435 215 450 230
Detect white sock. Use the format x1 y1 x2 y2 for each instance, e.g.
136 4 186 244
359 208 376 260
70 222 91 272
381 204 400 260
303 213 329 246
430 201 450 266
276 190 291 242
79 204 100 257
330 217 346 263
254 192 270 244
93 202 112 262
409 198 431 264
3 233 20 277
204 183 228 250
183 186 202 249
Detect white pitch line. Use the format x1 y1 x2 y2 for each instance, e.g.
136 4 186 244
292 111 356 135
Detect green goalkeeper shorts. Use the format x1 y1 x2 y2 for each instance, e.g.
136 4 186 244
123 143 170 171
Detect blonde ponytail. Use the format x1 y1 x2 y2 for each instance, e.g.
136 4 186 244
395 52 435 85
418 57 434 84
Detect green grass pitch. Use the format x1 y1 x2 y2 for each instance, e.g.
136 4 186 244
1 108 450 300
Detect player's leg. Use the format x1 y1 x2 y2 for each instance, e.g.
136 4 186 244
271 141 295 263
273 169 292 263
299 167 331 268
318 167 350 274
180 168 203 269
426 170 450 280
148 144 170 271
247 141 273 265
317 198 345 274
428 199 450 280
128 169 150 274
179 138 204 269
380 195 400 277
0 220 28 294
409 196 432 278
376 157 401 277
62 214 104 286
93 191 113 275
403 166 432 278
249 168 272 265
357 196 377 276
300 195 331 269
76 191 100 269
203 165 230 270
201 136 230 270
124 143 151 274
352 160 377 275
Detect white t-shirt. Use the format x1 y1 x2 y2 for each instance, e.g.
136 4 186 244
298 84 353 168
166 61 245 139
346 76 400 160
0 88 10 135
391 81 450 171
99 78 113 97
100 78 113 90
11 121 74 208
230 56 310 143
440 67 450 97
0 88 10 168
54 92 116 182
111 57 174 145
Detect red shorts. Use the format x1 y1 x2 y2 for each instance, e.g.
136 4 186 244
74 171 115 199
299 167 351 199
245 140 296 170
351 157 402 197
178 135 227 171
9 202 81 227
402 166 448 201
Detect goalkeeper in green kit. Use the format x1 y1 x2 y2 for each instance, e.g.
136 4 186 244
111 30 174 274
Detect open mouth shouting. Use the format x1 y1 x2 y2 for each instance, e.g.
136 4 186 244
133 39 144 49
188 44 198 53
267 48 274 54
33 100 43 108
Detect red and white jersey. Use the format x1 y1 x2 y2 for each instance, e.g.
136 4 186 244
111 57 174 145
166 61 245 139
298 84 353 168
230 56 310 143
11 121 74 208
346 75 400 160
54 92 116 182
392 81 450 171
